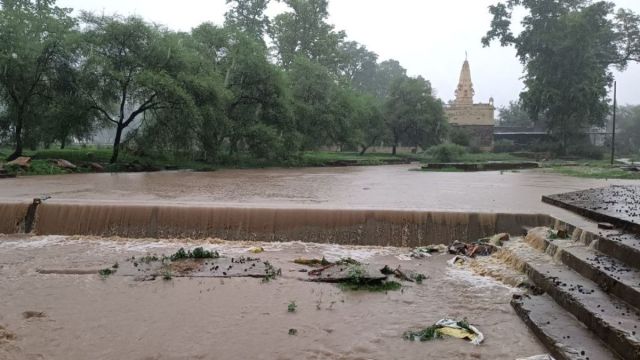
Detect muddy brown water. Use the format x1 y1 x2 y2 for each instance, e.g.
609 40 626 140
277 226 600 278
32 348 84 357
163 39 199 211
0 165 635 214
0 165 635 359
0 235 546 360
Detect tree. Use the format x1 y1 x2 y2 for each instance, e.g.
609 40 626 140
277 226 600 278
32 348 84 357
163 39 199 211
288 56 335 149
352 94 386 155
337 41 379 90
80 13 192 163
225 0 271 41
483 0 640 154
384 76 447 155
369 59 407 100
0 0 76 160
497 100 534 127
270 0 345 71
616 105 640 156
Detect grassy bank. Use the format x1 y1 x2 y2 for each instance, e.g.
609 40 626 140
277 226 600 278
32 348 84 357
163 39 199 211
0 147 412 177
545 164 640 180
2 147 639 180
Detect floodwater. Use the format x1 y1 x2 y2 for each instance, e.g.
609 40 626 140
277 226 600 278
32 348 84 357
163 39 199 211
0 235 546 360
0 165 635 359
0 165 635 217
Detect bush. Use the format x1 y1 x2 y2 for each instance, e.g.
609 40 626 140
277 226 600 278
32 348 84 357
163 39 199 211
427 143 467 163
493 139 516 153
526 140 561 154
567 142 605 160
468 145 482 154
449 127 470 147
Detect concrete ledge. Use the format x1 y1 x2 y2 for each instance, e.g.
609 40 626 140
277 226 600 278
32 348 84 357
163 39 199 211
423 162 540 172
0 201 553 246
512 294 619 360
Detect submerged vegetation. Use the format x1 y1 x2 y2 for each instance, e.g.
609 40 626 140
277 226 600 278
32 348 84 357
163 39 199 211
169 247 220 261
338 264 402 292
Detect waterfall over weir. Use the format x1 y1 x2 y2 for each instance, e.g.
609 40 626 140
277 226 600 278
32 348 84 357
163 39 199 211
0 200 555 246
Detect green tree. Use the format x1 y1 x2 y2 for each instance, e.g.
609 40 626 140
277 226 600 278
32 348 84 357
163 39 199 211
483 0 640 154
270 0 345 71
384 76 447 155
337 41 379 91
369 59 407 100
225 0 271 41
616 105 640 156
288 56 335 149
497 100 534 127
352 95 386 155
0 0 76 160
223 31 296 160
80 13 193 163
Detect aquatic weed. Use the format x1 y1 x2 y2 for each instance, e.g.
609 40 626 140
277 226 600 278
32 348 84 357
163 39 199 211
288 301 297 313
169 247 219 261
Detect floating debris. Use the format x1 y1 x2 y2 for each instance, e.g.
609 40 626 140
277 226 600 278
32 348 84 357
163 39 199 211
410 244 448 258
404 318 484 345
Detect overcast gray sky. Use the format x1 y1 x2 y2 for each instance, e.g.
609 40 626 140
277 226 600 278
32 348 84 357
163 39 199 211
58 0 640 109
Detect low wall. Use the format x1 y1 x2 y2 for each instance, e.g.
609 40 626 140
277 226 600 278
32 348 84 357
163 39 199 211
0 201 555 247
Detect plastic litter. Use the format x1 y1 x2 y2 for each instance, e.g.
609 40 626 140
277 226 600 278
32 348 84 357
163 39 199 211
404 318 484 345
248 247 264 254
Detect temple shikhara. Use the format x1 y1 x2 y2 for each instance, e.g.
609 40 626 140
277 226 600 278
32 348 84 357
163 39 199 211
445 57 495 150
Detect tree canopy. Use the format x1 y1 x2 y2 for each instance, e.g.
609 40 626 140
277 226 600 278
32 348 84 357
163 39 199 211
483 0 640 153
0 0 451 163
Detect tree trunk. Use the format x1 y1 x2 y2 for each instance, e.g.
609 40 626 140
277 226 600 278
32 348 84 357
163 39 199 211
359 145 368 156
110 125 124 164
7 110 24 161
392 144 397 156
60 137 66 150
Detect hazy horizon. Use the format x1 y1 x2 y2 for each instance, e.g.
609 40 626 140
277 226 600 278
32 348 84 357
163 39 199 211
58 0 640 109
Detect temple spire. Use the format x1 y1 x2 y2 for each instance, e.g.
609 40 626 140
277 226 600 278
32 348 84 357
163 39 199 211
454 57 475 105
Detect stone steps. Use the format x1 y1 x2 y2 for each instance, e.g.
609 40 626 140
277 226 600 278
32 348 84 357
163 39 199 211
596 231 640 271
503 237 640 359
527 228 640 311
512 293 621 360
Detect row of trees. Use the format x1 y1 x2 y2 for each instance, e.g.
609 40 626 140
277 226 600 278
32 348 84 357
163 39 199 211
484 0 640 154
0 0 448 163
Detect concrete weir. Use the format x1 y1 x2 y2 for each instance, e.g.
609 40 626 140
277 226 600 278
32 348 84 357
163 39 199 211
1 200 551 245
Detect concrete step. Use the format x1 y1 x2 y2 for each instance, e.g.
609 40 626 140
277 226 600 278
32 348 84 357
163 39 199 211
551 219 640 272
512 293 621 360
597 231 640 271
503 239 640 360
527 229 640 310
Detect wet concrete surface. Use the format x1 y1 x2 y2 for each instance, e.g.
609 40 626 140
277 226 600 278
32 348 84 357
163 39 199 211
544 185 640 233
0 165 636 218
0 235 546 360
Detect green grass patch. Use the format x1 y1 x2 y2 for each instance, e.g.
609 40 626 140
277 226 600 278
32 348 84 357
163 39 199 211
547 165 640 180
4 160 72 176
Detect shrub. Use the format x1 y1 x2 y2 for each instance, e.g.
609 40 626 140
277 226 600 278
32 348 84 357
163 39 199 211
449 127 470 147
493 139 516 153
427 144 466 163
567 142 605 160
468 145 482 154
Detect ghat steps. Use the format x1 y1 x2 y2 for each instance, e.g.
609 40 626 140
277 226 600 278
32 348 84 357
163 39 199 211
502 227 640 360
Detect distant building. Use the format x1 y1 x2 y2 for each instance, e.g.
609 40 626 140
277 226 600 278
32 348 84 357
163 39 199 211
445 57 495 150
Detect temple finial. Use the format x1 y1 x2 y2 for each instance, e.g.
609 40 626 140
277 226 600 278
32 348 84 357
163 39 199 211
465 51 468 61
